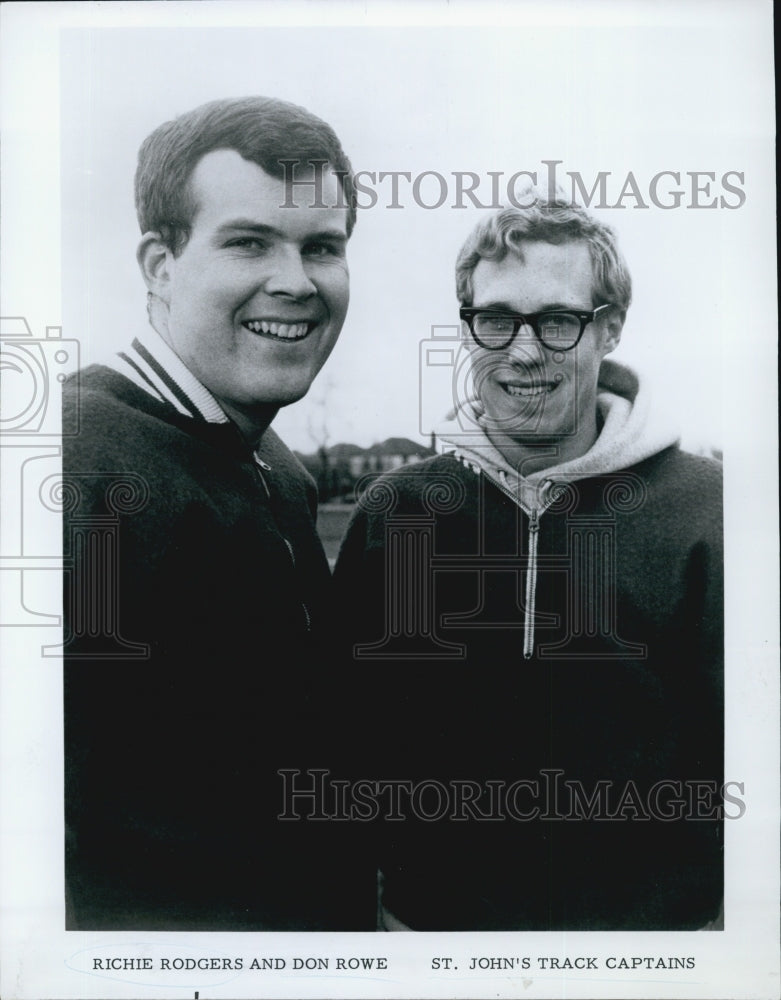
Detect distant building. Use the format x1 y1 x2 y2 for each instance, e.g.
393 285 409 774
296 437 436 502
349 437 434 476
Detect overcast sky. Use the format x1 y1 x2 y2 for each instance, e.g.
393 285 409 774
10 5 775 460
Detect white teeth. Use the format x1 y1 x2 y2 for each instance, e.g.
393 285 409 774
244 320 310 339
505 384 554 397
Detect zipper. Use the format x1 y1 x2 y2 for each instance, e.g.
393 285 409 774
283 538 312 633
523 509 540 659
471 463 556 662
253 452 312 633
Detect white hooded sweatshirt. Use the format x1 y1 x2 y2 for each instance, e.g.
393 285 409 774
434 358 681 658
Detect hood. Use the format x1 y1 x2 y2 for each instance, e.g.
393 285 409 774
434 358 680 512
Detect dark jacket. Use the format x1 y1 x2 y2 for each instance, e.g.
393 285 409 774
333 363 723 930
63 356 373 930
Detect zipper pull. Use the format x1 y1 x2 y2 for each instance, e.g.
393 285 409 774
252 454 271 498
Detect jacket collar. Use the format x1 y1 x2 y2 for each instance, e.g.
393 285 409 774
106 327 229 425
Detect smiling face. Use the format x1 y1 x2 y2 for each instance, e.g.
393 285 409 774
465 239 622 473
139 149 350 436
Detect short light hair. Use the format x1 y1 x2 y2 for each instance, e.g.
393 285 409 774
135 96 356 255
455 197 632 313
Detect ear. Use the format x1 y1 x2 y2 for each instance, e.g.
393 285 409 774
136 232 174 302
601 308 625 355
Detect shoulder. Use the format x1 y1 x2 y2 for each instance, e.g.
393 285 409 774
373 452 470 485
63 365 163 462
64 362 147 405
357 453 473 508
635 446 722 512
652 445 722 482
62 365 190 473
63 363 133 417
337 455 475 553
620 446 723 557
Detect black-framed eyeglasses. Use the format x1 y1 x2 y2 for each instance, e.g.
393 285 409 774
459 303 612 351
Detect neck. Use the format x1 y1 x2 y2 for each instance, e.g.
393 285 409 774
485 415 600 477
216 399 279 450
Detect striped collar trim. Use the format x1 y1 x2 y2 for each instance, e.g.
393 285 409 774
108 329 229 424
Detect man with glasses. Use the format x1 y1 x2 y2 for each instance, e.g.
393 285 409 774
334 198 724 930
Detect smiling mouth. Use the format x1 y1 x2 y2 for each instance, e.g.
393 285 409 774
242 319 316 341
502 379 560 397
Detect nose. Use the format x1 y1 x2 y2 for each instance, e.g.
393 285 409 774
264 247 317 300
506 321 543 362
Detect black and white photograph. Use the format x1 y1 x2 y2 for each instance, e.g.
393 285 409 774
0 1 778 998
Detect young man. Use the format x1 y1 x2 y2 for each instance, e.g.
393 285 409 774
63 96 373 929
334 199 724 930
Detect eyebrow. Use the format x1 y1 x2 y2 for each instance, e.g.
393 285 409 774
475 300 587 312
214 220 347 243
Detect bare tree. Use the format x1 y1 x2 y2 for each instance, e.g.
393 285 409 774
307 376 335 500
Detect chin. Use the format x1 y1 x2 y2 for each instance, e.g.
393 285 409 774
486 408 552 436
267 384 312 408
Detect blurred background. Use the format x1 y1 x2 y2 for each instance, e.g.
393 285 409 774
52 13 774 470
